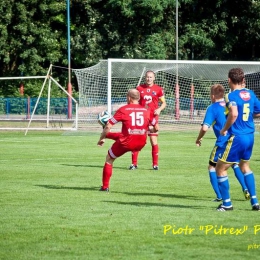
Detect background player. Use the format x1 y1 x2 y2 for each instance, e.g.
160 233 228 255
216 68 260 211
195 84 249 202
98 89 151 191
129 70 166 170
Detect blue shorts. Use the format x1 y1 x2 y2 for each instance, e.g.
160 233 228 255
209 145 221 164
218 134 254 163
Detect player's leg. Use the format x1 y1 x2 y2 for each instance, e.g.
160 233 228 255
149 117 159 170
149 133 159 170
100 141 128 191
106 132 122 140
240 161 259 209
129 151 139 170
239 135 260 210
100 154 114 191
216 135 243 211
208 164 222 201
215 160 233 210
209 147 222 201
232 164 249 200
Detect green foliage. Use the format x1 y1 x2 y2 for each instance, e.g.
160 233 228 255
1 0 260 97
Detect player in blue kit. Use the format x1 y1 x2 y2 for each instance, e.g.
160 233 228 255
195 84 249 202
216 68 260 211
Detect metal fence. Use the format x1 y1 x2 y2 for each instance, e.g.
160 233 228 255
0 97 78 119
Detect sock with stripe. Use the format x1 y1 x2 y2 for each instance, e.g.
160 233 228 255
244 171 259 206
217 175 232 207
232 164 248 191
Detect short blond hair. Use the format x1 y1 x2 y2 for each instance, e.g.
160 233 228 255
127 89 140 101
210 84 225 99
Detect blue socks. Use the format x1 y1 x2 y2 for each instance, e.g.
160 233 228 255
232 164 248 191
244 172 259 206
209 169 222 199
217 175 232 206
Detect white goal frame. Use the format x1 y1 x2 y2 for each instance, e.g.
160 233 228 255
0 64 79 134
73 59 260 131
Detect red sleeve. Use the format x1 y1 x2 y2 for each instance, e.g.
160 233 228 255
108 107 124 125
158 86 164 98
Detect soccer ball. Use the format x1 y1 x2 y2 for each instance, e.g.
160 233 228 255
97 110 111 127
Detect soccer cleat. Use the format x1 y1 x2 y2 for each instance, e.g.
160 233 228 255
153 166 159 170
212 198 222 202
99 186 109 192
252 204 260 211
129 164 138 170
216 204 233 211
243 189 250 200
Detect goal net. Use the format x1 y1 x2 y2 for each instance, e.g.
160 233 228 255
73 59 260 132
0 65 78 133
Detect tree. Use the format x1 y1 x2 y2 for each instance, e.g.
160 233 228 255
0 0 67 96
179 0 260 60
1 0 260 98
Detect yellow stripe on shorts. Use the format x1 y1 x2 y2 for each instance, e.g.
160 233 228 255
222 135 234 161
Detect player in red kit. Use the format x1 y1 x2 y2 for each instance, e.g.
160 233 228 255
129 70 166 170
98 89 152 191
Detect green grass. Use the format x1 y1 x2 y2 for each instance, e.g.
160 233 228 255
1 130 260 260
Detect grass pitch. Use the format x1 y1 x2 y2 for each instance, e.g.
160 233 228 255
1 130 260 260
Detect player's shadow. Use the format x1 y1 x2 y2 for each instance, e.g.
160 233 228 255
103 200 204 209
36 184 206 201
112 190 204 201
61 164 128 170
36 185 99 191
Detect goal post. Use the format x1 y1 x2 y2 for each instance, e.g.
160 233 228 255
0 64 79 133
73 59 260 131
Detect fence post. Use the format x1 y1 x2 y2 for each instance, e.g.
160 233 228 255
27 97 30 119
190 84 194 119
6 98 9 118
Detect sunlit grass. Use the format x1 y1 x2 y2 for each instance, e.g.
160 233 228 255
1 130 260 259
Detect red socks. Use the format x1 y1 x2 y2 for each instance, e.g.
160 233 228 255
131 151 139 165
102 162 112 189
132 146 159 167
152 144 159 166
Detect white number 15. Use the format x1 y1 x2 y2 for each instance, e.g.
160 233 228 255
129 112 144 126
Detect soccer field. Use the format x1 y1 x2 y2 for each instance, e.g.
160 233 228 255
1 130 260 260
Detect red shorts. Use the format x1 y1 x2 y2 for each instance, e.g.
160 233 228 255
108 138 146 159
148 115 159 136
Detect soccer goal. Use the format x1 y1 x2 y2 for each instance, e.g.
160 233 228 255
73 59 260 131
0 64 78 134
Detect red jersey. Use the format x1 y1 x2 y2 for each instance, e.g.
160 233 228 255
136 84 164 113
108 104 150 150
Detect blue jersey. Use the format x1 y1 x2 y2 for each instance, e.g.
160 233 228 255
225 88 260 135
203 99 228 146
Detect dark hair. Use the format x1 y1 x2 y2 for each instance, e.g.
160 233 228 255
228 68 245 84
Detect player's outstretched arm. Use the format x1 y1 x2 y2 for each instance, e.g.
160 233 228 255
97 123 112 146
